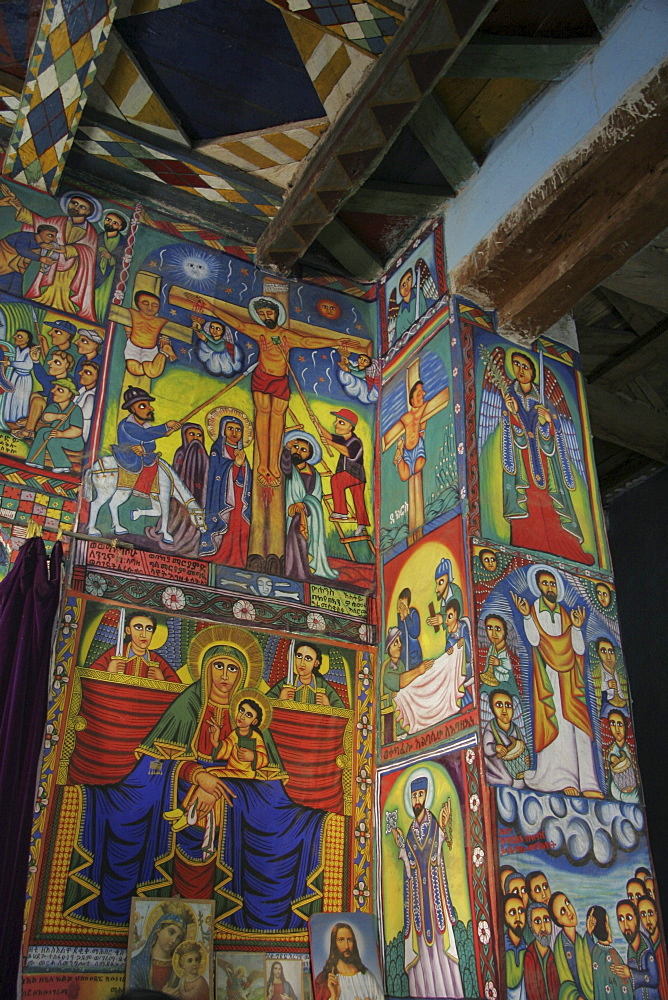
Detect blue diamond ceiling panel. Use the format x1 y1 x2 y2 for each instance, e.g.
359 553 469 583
115 0 327 140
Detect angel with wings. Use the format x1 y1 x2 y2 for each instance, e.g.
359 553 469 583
337 342 379 404
478 344 594 565
387 258 438 343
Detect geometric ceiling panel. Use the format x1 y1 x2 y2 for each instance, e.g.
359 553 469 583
114 0 327 140
282 9 375 120
88 28 189 145
0 0 42 80
264 0 404 55
197 120 329 188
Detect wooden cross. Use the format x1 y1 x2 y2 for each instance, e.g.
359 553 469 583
381 357 449 544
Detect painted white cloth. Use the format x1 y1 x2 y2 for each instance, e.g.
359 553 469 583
522 600 599 794
336 969 384 1000
394 642 465 733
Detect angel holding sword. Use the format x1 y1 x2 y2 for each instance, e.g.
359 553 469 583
477 343 594 565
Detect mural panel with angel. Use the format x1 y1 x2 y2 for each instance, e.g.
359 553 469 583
473 546 638 801
379 223 446 352
475 331 601 567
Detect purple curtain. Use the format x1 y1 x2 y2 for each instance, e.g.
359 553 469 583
0 537 63 998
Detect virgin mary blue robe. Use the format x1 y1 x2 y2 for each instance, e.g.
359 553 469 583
64 679 325 930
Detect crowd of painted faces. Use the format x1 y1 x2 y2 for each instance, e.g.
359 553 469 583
502 865 665 1000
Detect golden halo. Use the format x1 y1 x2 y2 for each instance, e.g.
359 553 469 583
206 406 253 446
187 624 263 685
172 939 206 977
504 347 537 380
230 687 272 731
143 900 197 947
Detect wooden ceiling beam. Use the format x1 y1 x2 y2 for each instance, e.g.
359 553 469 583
315 218 384 282
256 0 500 272
587 316 668 385
410 94 478 189
451 63 668 338
582 0 633 33
586 383 668 463
445 36 597 80
345 181 452 216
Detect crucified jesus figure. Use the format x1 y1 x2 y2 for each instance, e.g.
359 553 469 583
171 290 371 489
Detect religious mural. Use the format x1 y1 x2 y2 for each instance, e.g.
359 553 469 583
472 546 634 802
380 516 472 760
83 223 378 598
497 788 665 1000
379 324 464 557
464 311 610 571
379 222 446 353
376 743 497 999
24 592 374 990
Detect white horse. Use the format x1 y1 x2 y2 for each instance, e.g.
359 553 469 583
84 456 206 544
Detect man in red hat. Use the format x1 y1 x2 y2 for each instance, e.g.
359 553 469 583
320 408 369 533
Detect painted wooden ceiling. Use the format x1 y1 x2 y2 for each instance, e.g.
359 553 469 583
0 0 626 280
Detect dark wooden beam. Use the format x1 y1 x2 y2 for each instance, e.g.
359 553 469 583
257 0 499 272
445 36 597 80
586 383 668 463
315 218 384 282
345 181 451 216
451 64 668 338
587 316 668 385
410 94 478 189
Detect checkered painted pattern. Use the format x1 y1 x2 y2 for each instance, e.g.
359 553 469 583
0 86 21 129
0 481 76 560
267 0 403 55
116 0 195 15
3 0 117 194
75 124 282 219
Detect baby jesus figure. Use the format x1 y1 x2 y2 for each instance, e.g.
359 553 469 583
166 940 209 1000
164 696 269 835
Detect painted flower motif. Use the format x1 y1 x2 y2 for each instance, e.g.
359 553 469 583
352 878 370 904
307 612 326 632
85 573 107 597
484 981 497 999
355 822 369 849
44 723 58 751
460 486 467 500
52 662 67 694
232 599 256 621
454 403 461 414
35 784 48 811
358 661 371 689
469 793 480 812
357 714 372 739
358 624 369 643
451 336 457 347
605 986 611 994
356 766 370 795
473 846 485 868
457 442 464 455
452 367 459 377
466 748 476 765
478 921 491 945
162 586 186 611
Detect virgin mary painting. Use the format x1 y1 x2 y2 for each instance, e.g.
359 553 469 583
64 625 326 932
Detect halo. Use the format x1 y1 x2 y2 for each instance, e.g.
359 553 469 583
526 564 564 601
403 767 434 816
187 624 263 685
231 687 272 731
101 206 130 230
249 295 287 328
59 190 102 224
504 346 537 380
206 406 253 446
283 428 322 467
143 900 197 947
172 938 205 977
